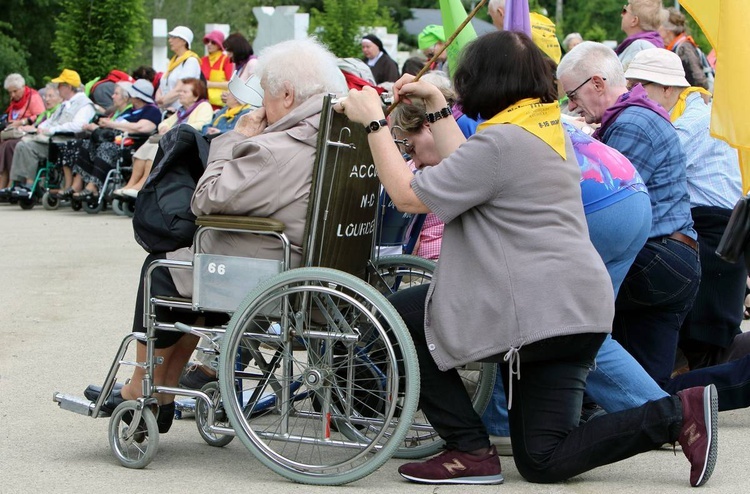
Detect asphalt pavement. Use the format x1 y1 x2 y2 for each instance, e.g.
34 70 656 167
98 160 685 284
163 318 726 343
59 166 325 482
1 204 748 493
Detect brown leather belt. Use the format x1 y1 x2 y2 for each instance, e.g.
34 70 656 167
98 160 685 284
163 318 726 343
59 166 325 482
668 231 698 251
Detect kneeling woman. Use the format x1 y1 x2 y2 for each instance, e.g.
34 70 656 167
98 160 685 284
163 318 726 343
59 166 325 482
338 30 717 488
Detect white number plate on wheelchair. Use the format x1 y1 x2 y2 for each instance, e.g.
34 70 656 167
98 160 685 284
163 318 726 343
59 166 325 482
193 254 282 313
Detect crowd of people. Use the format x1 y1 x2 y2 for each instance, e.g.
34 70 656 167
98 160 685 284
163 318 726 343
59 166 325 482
4 1 744 488
0 26 260 203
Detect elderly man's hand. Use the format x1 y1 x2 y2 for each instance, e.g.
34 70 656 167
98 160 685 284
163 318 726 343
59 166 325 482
234 107 268 138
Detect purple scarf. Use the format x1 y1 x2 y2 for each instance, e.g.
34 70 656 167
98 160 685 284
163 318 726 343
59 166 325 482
614 31 664 55
593 84 672 141
176 99 207 124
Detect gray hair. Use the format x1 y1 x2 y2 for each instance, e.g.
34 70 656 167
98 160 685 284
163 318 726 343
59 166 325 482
419 71 457 104
255 38 347 102
557 41 626 88
4 73 25 91
488 0 505 10
630 0 662 31
562 32 583 51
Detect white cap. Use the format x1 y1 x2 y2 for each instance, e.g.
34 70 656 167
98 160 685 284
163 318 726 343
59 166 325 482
228 74 264 108
168 26 194 48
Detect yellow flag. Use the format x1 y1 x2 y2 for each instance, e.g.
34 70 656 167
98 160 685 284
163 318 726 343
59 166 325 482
439 0 478 76
680 0 750 192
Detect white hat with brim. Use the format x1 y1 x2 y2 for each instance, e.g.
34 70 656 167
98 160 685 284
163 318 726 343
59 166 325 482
624 48 690 88
168 26 194 48
118 79 155 104
228 74 264 108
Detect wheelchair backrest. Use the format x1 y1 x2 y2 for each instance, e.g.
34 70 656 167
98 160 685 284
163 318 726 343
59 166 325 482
302 94 380 280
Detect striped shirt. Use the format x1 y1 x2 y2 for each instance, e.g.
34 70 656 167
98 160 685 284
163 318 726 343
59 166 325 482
673 92 742 209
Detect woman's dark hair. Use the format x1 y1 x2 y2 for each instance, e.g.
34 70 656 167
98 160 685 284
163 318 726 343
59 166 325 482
401 56 426 76
453 30 558 120
132 66 156 82
181 77 208 101
224 33 254 65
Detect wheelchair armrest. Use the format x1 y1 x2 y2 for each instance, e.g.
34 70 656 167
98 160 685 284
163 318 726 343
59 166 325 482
196 215 286 233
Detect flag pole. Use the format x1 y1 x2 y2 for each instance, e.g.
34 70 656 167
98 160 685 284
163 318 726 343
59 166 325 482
384 0 489 116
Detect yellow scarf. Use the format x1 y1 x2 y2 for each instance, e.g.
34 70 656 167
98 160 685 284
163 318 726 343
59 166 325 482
477 98 566 159
670 87 713 122
166 50 200 75
213 104 250 126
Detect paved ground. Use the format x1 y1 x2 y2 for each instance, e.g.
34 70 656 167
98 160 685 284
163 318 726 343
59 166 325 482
1 204 749 493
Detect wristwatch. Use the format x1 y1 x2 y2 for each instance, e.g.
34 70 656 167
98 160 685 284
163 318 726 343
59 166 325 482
365 118 388 134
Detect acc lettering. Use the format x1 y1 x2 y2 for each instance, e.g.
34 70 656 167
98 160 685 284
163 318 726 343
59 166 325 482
349 164 377 178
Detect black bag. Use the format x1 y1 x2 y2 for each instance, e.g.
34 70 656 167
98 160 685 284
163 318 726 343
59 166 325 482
132 125 210 253
715 194 750 265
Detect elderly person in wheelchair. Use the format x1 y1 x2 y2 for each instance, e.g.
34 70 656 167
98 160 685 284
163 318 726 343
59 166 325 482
84 38 346 433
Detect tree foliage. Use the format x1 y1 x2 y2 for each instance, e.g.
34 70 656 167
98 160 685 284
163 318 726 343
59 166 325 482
0 22 32 109
309 0 395 58
52 0 146 82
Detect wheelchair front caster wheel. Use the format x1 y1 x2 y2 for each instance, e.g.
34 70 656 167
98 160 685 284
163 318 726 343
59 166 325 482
42 191 59 210
108 401 159 469
195 382 234 447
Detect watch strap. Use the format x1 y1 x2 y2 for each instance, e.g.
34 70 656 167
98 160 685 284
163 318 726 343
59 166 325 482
425 105 452 124
365 118 388 134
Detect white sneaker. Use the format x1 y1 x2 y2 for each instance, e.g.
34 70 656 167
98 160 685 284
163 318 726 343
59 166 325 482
122 188 139 198
489 435 513 456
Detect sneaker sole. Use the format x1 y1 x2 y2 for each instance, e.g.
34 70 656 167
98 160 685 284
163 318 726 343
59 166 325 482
398 472 504 485
694 384 718 487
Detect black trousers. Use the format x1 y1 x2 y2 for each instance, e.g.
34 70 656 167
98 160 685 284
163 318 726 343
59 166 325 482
388 284 683 483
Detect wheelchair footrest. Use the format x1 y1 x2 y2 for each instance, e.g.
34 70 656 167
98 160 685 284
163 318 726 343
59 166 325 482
53 392 97 417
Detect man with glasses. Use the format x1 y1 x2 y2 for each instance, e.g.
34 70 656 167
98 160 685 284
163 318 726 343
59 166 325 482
418 25 448 74
557 41 700 390
616 0 664 69
1 69 95 199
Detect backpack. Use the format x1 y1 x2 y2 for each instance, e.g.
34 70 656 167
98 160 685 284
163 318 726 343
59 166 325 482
132 125 210 254
674 39 715 92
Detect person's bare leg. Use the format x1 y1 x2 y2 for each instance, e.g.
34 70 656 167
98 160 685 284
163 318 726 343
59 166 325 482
124 158 146 189
71 174 83 192
120 334 199 405
131 159 153 190
0 170 8 189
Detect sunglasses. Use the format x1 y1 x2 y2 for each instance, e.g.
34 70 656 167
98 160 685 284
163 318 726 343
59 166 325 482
621 4 628 15
626 80 653 90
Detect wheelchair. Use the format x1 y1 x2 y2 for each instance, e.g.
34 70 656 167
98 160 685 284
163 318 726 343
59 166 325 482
53 95 494 484
10 134 68 210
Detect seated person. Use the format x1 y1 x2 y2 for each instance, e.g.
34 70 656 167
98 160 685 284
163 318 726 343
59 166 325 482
1 69 95 198
54 79 161 200
418 25 448 73
201 90 253 136
115 77 212 198
84 38 346 433
1 74 45 189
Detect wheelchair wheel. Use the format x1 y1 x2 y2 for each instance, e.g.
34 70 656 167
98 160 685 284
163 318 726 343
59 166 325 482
84 198 105 214
111 198 127 216
371 255 435 294
70 198 82 211
42 191 59 211
195 382 234 447
371 255 496 459
108 401 159 469
219 267 419 485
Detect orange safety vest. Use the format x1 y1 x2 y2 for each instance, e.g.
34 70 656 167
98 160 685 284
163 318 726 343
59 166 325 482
201 53 231 108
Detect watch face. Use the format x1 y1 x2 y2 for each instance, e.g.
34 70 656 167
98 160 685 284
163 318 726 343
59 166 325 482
369 121 380 132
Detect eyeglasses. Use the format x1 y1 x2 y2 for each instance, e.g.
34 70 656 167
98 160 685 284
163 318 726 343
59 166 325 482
621 4 629 15
396 137 414 156
626 80 653 90
566 76 595 101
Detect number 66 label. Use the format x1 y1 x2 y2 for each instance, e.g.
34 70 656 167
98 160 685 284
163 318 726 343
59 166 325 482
207 263 226 275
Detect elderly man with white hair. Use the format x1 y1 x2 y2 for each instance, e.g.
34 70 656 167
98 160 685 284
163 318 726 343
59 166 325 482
624 48 748 374
83 37 348 435
557 41 699 389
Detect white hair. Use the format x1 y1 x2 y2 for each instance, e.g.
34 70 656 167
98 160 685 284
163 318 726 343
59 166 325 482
488 0 505 9
255 38 347 102
419 71 456 103
4 73 25 91
557 41 626 87
562 32 583 51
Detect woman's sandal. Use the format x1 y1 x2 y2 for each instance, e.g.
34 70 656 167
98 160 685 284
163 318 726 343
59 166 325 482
73 189 98 200
55 187 77 200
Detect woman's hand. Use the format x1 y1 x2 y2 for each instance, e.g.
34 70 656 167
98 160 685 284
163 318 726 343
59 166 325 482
393 75 447 110
98 117 114 129
83 122 99 132
205 127 220 135
234 107 267 138
334 87 385 125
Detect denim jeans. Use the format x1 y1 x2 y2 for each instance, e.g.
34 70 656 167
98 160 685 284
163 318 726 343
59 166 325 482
613 237 701 387
389 284 683 483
